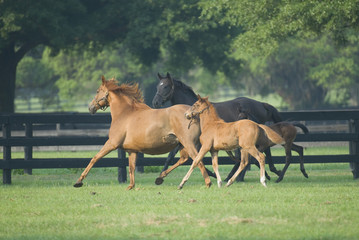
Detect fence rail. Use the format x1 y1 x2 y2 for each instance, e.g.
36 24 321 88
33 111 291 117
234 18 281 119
1 110 359 184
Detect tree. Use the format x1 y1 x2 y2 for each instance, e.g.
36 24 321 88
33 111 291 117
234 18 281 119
0 0 130 112
1 0 242 113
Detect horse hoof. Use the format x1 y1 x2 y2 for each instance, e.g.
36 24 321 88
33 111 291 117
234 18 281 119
126 186 134 190
73 182 83 188
275 178 283 183
155 177 164 185
206 182 212 188
178 185 183 190
217 181 222 188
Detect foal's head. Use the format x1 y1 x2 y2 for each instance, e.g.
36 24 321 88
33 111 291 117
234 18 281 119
152 72 174 108
185 95 210 120
89 76 111 114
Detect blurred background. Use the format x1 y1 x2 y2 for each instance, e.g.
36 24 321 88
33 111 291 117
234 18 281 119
1 0 359 113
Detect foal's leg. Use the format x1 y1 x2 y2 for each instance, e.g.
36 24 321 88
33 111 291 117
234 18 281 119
210 150 222 187
265 148 281 177
276 143 292 183
127 152 137 190
74 140 117 187
178 146 210 189
246 147 267 187
226 149 249 187
292 143 308 179
155 149 189 185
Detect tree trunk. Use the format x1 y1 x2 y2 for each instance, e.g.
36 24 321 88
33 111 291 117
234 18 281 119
0 48 18 113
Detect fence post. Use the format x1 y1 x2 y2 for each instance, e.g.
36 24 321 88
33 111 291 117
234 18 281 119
2 122 11 184
349 119 359 179
24 123 33 175
117 149 127 183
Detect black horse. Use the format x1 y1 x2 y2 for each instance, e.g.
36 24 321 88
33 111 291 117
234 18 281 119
152 72 287 184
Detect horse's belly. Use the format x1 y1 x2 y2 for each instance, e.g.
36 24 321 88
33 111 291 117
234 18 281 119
213 138 238 151
122 132 179 155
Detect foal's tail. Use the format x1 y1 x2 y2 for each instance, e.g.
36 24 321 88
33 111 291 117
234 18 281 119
292 122 309 134
263 103 282 123
259 124 285 145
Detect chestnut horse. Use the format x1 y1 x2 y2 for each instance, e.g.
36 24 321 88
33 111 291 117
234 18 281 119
179 95 285 189
225 122 309 183
73 76 212 190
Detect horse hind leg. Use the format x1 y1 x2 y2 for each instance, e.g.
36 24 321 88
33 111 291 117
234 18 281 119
226 149 250 187
276 144 292 183
155 148 188 185
246 147 267 187
292 143 308 178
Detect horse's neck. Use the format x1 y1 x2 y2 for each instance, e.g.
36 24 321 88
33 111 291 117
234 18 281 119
108 92 144 120
171 81 197 105
200 105 222 129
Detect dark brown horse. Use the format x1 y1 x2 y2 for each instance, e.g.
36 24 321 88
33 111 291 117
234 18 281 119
153 72 283 183
180 95 285 189
73 76 213 189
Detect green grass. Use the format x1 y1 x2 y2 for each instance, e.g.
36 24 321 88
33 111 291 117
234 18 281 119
1 146 359 240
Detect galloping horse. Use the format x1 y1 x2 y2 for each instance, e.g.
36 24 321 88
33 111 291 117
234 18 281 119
152 72 283 183
73 76 212 189
179 95 285 189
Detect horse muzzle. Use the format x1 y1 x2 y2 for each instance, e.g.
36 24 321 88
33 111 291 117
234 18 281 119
185 112 193 120
152 95 163 108
88 104 98 114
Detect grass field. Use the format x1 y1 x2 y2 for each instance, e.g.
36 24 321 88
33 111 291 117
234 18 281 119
1 148 359 240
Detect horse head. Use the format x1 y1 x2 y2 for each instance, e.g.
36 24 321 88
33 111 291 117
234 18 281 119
152 72 174 108
88 76 110 114
185 94 210 120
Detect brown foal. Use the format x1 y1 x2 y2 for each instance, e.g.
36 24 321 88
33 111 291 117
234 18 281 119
179 95 285 189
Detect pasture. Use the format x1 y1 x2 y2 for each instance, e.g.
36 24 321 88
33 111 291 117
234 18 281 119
1 148 359 240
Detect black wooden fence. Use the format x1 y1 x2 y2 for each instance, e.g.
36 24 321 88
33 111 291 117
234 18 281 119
1 110 359 185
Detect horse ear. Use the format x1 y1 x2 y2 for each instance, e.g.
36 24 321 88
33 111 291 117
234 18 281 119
157 72 163 79
101 76 106 84
166 72 171 78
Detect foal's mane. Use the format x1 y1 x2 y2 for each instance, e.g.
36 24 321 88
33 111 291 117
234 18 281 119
105 79 144 103
173 79 197 99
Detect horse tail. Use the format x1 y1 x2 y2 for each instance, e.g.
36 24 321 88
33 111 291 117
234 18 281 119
263 103 282 123
292 122 309 134
259 124 285 145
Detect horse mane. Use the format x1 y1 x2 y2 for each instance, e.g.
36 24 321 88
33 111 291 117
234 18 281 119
173 79 197 99
105 78 144 103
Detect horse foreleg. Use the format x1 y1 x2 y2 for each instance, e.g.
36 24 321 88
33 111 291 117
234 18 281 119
210 150 222 187
155 149 189 185
74 140 116 187
127 152 137 190
178 147 209 189
292 143 308 179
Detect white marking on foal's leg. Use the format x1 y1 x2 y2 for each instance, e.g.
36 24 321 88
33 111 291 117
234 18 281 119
260 175 267 187
217 179 222 188
226 179 233 187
